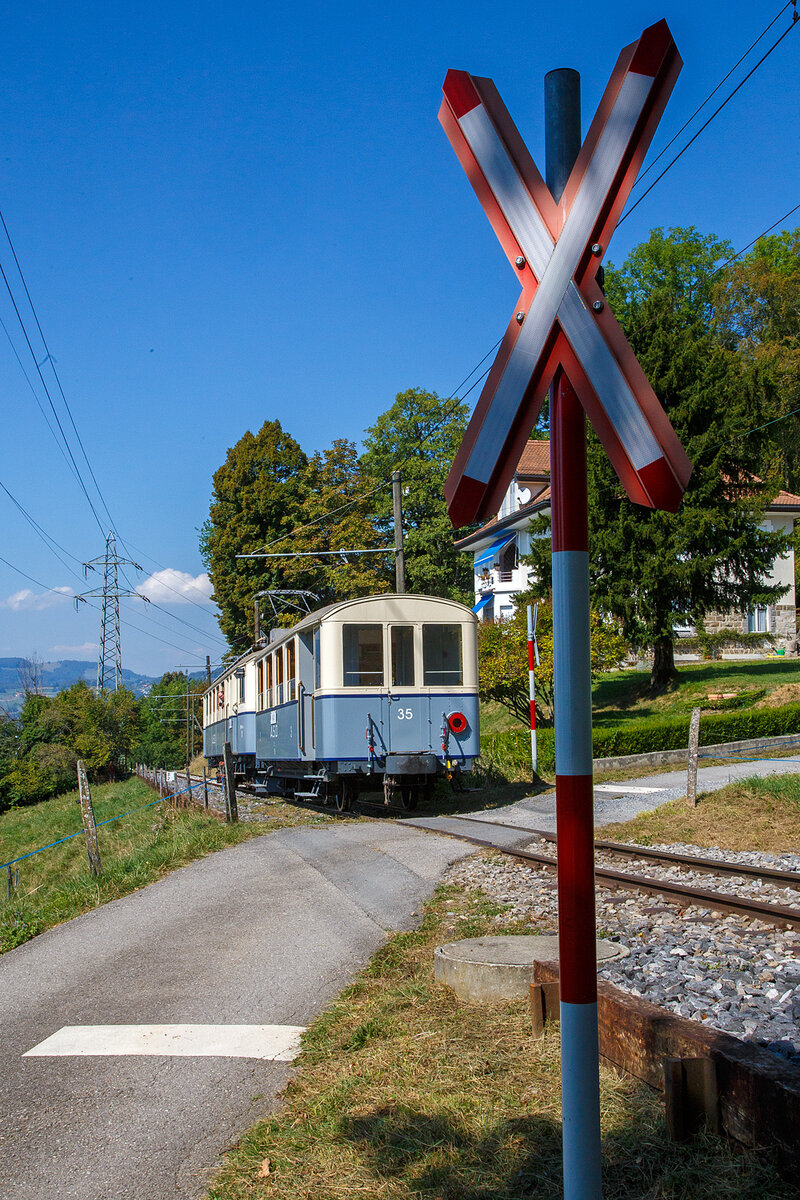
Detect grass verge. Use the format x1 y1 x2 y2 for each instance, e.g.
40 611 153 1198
0 776 337 954
603 772 800 853
207 882 793 1200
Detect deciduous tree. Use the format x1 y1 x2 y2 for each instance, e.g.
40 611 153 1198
361 388 473 602
200 420 309 651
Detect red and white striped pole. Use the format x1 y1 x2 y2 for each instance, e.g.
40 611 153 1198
547 71 602 1199
527 603 538 777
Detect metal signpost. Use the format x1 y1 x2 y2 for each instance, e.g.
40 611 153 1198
439 20 691 1198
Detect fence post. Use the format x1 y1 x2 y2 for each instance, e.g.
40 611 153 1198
687 708 701 808
76 759 102 877
222 741 238 823
185 770 192 804
203 766 209 809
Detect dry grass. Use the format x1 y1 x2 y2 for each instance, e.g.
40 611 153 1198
756 683 800 708
206 884 794 1200
603 773 800 852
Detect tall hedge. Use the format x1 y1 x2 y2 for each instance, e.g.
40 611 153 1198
477 703 800 782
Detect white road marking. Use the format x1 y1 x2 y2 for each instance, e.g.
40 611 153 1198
594 784 662 795
23 1024 305 1061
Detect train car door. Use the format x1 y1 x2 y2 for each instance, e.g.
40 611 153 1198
297 630 316 759
387 625 429 752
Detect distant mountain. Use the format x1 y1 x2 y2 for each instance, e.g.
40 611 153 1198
0 658 159 713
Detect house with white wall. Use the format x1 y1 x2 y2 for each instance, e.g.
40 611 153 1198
455 440 800 642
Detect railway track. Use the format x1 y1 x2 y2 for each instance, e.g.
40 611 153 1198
398 813 800 932
445 814 800 888
182 775 800 931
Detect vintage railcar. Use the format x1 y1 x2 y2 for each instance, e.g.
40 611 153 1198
202 593 479 809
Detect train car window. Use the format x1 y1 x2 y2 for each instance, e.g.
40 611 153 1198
275 650 284 705
286 641 296 702
314 628 321 691
343 624 384 686
422 624 463 686
391 626 415 687
266 655 274 707
256 660 264 709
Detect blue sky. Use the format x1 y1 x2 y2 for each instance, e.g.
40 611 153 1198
0 0 797 676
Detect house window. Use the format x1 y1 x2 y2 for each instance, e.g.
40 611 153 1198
343 625 384 686
747 605 770 633
497 541 518 582
422 624 463 686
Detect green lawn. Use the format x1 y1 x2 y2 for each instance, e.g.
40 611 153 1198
0 776 337 954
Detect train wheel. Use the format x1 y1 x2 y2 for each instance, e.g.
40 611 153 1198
335 783 354 813
399 786 418 811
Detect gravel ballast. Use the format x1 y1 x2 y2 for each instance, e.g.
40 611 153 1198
444 843 800 1064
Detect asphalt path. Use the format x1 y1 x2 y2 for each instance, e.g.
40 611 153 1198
410 755 800 839
0 822 469 1200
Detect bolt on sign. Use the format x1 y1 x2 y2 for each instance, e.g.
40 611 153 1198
440 18 692 529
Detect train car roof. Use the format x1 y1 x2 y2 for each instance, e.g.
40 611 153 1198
204 593 475 695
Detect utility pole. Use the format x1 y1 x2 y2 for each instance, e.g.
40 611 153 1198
206 655 211 687
77 532 144 693
186 674 191 771
546 67 603 1200
392 470 405 593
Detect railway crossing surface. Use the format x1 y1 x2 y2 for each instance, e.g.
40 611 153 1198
0 823 469 1200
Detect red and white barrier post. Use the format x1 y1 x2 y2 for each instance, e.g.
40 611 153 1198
526 603 538 777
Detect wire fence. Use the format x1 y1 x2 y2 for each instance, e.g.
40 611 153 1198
2 774 201 900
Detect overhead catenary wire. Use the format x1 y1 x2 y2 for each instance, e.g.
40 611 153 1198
619 7 799 226
246 340 500 558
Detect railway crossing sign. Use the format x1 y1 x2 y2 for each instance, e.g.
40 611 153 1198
441 19 692 528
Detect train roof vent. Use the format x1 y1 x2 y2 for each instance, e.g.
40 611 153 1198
269 628 282 643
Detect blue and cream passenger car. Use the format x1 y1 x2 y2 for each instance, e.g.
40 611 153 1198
203 594 479 809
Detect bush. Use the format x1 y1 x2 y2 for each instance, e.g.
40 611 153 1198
3 759 54 807
32 743 77 794
477 702 800 779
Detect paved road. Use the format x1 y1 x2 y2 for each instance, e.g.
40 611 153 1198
0 823 469 1200
411 754 800 839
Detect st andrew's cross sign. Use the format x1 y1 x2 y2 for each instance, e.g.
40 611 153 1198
441 19 692 528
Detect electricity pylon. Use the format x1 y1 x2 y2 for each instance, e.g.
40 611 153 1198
76 532 145 693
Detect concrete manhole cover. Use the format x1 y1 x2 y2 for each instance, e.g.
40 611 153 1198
434 934 628 1003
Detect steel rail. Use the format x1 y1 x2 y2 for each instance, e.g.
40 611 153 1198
445 815 800 889
400 819 800 931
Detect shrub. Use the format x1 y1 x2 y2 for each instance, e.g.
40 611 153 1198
31 743 77 794
3 759 54 807
477 702 800 779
